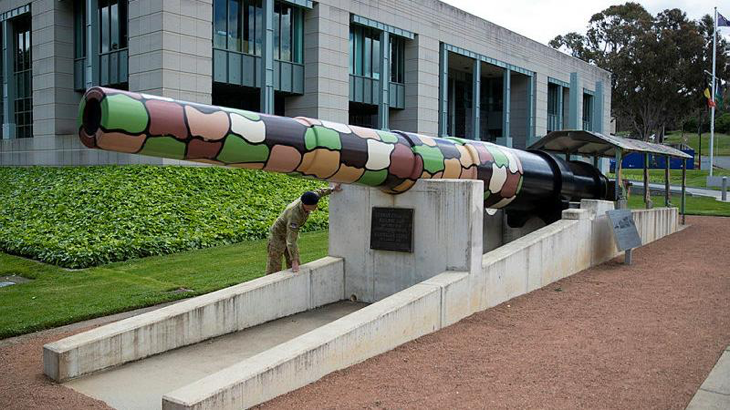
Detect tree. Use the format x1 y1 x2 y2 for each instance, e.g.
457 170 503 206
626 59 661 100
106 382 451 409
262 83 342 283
549 3 730 141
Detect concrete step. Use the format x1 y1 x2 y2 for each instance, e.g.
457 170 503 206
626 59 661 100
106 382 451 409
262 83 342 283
65 301 365 410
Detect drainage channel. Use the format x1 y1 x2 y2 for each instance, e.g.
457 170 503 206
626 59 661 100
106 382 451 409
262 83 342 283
65 301 366 410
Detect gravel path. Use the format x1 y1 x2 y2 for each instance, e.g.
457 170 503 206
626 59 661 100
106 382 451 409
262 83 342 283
262 216 730 409
1 216 728 410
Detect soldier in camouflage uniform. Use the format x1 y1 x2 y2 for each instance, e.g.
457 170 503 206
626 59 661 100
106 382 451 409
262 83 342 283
266 183 342 275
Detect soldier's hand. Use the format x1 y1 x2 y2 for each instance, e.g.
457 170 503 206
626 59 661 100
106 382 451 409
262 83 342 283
292 261 300 273
332 183 342 192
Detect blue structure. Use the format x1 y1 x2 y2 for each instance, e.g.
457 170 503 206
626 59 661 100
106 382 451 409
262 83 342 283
610 149 695 172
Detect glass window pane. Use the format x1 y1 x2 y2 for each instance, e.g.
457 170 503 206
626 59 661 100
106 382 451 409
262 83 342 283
120 0 127 48
100 3 109 53
111 2 119 50
349 29 354 75
354 27 362 76
372 36 380 80
399 40 405 82
293 8 302 63
364 35 371 77
249 1 256 54
273 3 280 59
75 1 86 58
254 2 262 56
228 0 241 51
214 0 227 48
280 5 291 62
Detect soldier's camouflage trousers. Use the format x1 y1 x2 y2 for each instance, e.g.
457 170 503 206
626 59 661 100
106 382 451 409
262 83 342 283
265 237 292 275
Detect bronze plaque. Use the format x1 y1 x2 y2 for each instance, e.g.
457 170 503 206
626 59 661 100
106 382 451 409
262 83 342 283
370 207 414 253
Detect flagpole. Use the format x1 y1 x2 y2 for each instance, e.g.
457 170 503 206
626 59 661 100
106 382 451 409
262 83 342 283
710 6 717 177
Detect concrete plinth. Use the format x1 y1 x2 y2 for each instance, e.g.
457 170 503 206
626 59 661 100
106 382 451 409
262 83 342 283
329 179 484 303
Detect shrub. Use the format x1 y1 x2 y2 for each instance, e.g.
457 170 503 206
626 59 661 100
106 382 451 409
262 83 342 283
0 166 329 268
716 113 730 134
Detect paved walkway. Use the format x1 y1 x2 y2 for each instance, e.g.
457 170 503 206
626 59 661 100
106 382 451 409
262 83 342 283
628 180 728 202
711 156 730 170
687 346 730 409
66 302 364 410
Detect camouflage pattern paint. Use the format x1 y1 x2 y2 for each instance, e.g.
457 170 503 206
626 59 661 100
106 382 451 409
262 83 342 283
78 87 524 209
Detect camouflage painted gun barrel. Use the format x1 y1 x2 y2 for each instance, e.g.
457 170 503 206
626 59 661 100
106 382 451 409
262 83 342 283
78 87 613 224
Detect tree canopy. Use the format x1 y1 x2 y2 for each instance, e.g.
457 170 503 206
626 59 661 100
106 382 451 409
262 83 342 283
549 2 729 140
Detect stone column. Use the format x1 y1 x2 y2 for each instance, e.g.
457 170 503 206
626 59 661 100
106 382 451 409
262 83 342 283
497 67 512 147
32 0 77 140
260 0 274 114
128 0 212 104
472 57 480 141
567 72 580 129
437 42 448 137
376 30 389 130
594 80 604 133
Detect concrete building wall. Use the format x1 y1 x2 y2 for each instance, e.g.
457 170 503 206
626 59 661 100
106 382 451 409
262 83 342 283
0 0 611 165
128 0 212 103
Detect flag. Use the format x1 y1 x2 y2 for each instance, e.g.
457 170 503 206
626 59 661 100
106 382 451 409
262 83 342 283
719 12 730 27
705 87 716 107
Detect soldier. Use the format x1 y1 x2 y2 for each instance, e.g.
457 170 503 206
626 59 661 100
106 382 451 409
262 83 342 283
265 183 342 275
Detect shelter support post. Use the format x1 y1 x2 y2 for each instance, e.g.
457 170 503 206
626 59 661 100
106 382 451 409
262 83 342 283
615 150 623 204
643 153 651 209
681 159 687 225
665 155 670 206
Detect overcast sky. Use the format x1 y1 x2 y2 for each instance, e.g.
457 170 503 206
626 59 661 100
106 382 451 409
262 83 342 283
441 0 730 46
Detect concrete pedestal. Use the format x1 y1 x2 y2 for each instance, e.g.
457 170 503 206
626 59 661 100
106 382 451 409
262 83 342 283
329 180 484 303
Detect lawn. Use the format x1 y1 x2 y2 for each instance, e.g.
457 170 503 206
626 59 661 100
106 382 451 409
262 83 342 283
0 231 329 339
609 168 730 190
665 131 730 156
626 195 730 217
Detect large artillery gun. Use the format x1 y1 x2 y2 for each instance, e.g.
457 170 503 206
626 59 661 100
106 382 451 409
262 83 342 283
78 87 615 226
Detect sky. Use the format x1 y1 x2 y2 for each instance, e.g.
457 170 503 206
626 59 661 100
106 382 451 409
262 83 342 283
441 0 730 46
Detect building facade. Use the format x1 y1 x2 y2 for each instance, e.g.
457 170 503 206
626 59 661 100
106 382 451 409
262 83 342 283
0 0 611 166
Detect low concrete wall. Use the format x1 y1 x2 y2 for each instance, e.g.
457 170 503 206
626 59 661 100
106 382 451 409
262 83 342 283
43 257 345 382
162 271 467 410
480 216 591 309
633 207 679 245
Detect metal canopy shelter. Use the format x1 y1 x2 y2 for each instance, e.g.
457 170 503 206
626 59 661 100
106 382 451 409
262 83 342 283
529 130 690 223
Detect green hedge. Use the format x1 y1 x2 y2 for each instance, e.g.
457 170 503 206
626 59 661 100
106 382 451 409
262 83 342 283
0 166 329 268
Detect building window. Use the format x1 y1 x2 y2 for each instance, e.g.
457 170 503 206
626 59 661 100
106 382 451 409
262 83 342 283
390 36 405 84
99 0 127 53
213 0 302 62
349 26 380 79
582 93 593 131
547 84 559 133
274 2 301 62
14 15 33 139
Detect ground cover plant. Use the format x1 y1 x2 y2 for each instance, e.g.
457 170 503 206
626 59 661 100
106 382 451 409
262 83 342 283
0 231 329 339
0 166 329 268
